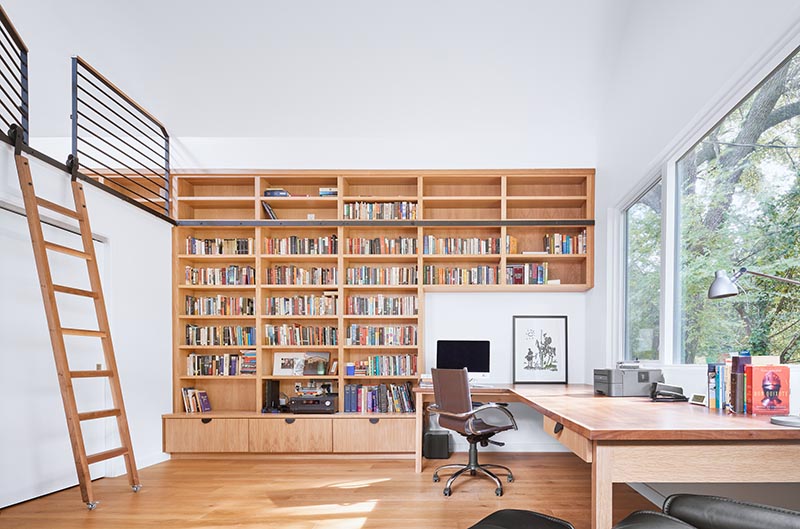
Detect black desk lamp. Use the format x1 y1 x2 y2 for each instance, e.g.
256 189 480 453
708 268 800 427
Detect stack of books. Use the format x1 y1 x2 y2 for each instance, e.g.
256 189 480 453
319 187 338 197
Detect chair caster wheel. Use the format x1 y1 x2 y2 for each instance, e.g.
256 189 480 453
443 488 451 497
495 488 503 497
132 484 142 492
87 502 97 510
470 470 476 476
507 475 514 483
433 475 440 483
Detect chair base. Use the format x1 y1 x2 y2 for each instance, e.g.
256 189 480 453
433 441 513 496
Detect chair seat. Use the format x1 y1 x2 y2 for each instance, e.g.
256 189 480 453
471 418 516 436
613 511 695 529
468 509 575 529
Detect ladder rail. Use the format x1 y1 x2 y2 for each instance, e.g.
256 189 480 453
71 178 140 488
15 152 141 508
15 154 95 505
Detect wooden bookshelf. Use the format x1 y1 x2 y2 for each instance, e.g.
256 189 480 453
165 169 594 455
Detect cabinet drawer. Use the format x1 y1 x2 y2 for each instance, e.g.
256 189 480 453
333 418 415 453
164 418 249 452
249 418 332 453
543 416 592 463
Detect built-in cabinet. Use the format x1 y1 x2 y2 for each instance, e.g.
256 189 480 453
163 170 594 455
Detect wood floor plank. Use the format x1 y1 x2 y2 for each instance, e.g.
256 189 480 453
0 454 655 529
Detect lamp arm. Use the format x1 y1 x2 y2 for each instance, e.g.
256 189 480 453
741 268 800 287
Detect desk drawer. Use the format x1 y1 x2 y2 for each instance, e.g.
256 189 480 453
543 416 592 463
333 418 415 452
164 417 249 453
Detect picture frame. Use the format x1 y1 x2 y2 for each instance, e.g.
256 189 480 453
302 352 331 375
513 315 568 384
273 352 306 376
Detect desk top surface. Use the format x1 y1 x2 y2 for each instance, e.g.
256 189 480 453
417 383 800 441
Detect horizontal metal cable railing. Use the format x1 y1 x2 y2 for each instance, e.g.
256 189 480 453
71 56 171 218
0 5 28 144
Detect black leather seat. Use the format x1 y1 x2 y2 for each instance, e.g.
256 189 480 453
428 368 518 496
468 494 800 529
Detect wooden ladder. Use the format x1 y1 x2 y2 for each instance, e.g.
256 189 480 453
13 145 141 509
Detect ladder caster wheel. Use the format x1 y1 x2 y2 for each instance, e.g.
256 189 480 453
432 475 440 483
87 502 97 510
132 485 142 492
495 488 503 497
443 488 451 497
507 475 514 483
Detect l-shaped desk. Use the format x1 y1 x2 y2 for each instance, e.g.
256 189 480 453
414 384 800 529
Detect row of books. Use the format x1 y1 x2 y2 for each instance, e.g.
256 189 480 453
265 294 337 316
342 382 415 413
264 324 338 346
422 236 501 255
543 230 587 255
342 201 418 220
708 354 790 415
181 387 212 413
184 265 256 286
506 263 549 285
344 236 417 255
350 354 418 377
422 265 499 285
186 351 257 377
345 324 417 346
263 235 338 255
345 266 418 286
265 265 338 286
186 237 254 255
184 295 256 316
345 294 418 316
185 325 257 346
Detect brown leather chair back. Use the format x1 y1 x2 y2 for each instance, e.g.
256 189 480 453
432 368 472 434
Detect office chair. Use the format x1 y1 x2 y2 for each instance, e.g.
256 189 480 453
428 368 518 496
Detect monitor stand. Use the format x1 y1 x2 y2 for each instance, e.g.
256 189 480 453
770 415 800 428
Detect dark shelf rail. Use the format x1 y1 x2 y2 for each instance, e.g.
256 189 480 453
71 56 171 218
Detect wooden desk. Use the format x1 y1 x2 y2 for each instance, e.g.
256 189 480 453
415 384 800 529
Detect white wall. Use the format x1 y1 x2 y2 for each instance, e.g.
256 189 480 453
0 143 172 507
592 0 800 508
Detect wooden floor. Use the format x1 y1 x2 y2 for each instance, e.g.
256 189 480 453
0 454 655 529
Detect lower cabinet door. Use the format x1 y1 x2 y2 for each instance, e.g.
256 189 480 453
249 418 333 453
164 418 249 452
333 418 415 453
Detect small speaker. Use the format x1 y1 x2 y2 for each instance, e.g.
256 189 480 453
423 431 451 459
263 380 281 413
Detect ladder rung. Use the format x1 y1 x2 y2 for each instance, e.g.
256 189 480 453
44 242 92 260
53 284 98 298
78 409 121 421
86 447 128 465
62 328 107 338
36 197 80 219
70 370 113 378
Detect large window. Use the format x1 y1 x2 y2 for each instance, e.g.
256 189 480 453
624 182 662 361
676 49 800 365
623 47 800 365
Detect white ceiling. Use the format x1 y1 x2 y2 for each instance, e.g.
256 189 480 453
4 0 624 139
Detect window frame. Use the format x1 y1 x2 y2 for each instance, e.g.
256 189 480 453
614 35 800 366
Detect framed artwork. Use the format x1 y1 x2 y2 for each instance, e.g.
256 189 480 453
302 352 331 375
273 352 306 376
513 315 568 384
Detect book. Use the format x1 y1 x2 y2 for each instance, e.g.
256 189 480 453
197 390 212 412
745 364 790 415
262 202 277 219
264 188 290 197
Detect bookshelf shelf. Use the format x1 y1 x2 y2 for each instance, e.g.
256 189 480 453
168 169 594 455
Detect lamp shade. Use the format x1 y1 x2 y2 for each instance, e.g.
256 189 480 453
708 270 739 299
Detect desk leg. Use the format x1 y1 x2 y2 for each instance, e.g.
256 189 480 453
592 443 613 529
415 392 424 473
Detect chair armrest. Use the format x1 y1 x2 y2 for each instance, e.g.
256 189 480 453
427 403 518 434
663 494 800 529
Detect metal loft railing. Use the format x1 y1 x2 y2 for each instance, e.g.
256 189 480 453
71 56 171 219
0 5 29 144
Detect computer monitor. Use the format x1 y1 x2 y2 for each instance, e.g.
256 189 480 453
436 340 490 379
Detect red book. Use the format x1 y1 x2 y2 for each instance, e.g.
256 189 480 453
745 365 790 415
